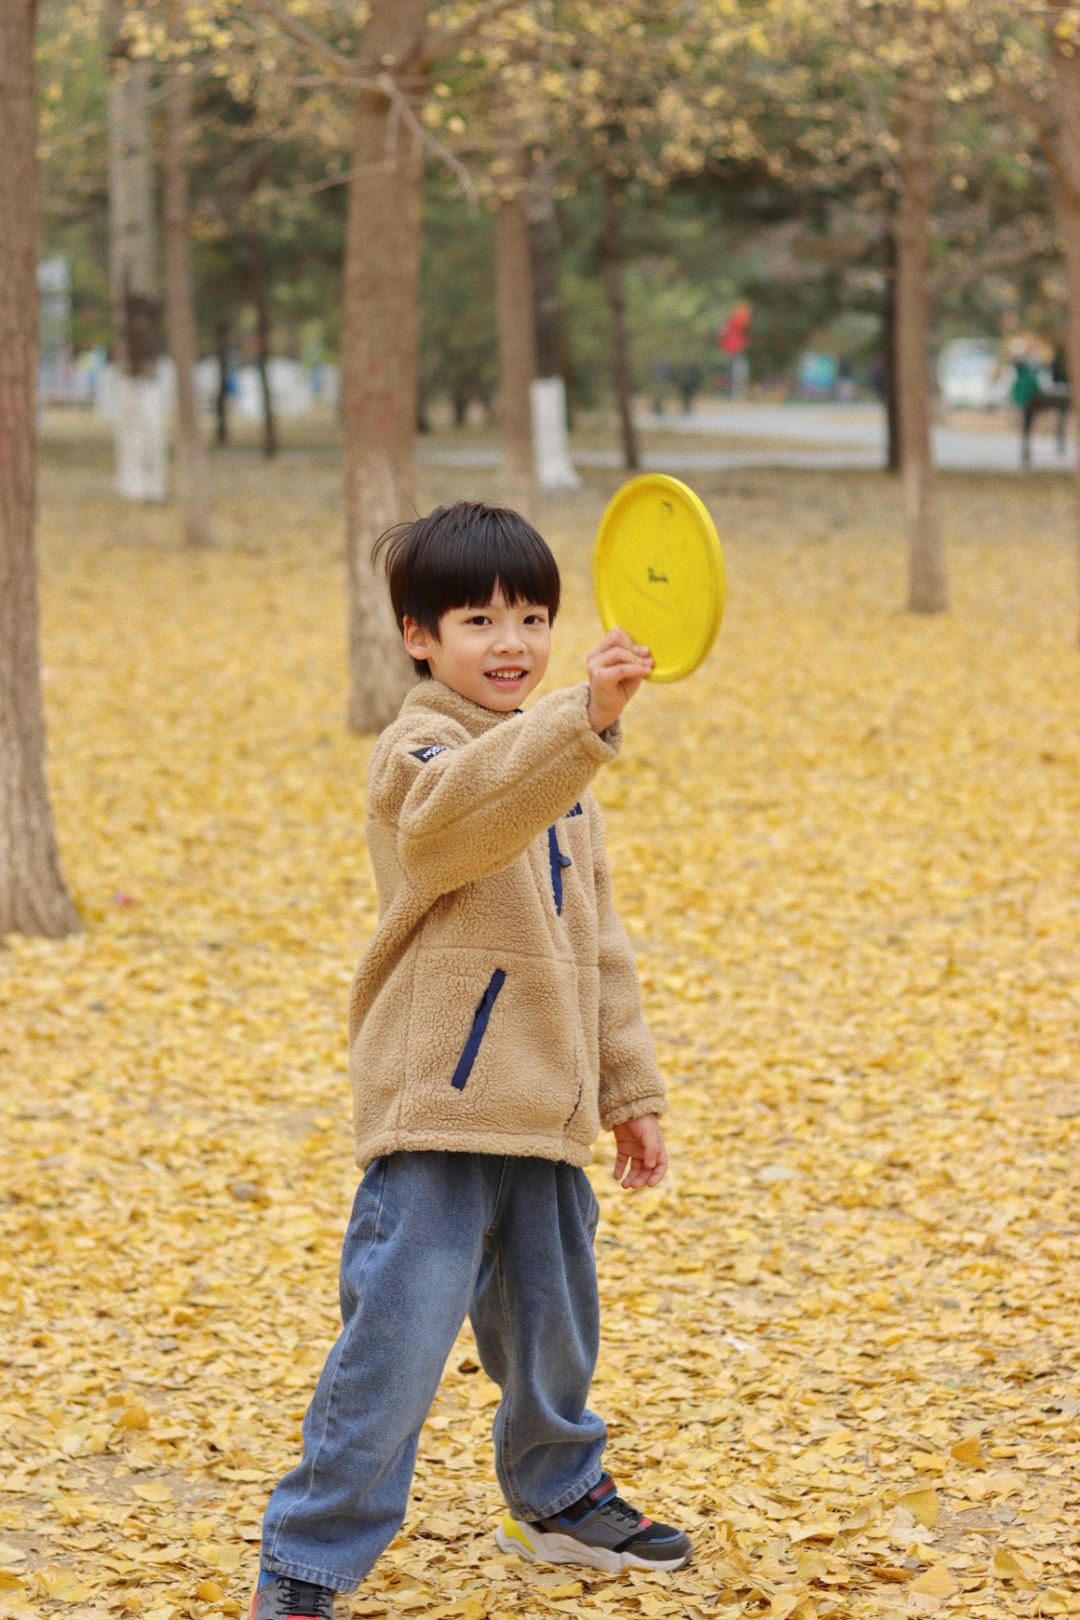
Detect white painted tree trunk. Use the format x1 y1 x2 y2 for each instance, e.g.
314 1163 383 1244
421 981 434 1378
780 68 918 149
114 371 168 501
108 44 168 502
530 377 581 491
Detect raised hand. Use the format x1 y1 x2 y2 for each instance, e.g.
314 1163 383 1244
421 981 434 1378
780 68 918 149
586 627 653 734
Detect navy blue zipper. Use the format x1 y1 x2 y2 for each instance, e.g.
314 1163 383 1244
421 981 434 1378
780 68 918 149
451 969 506 1090
547 825 572 914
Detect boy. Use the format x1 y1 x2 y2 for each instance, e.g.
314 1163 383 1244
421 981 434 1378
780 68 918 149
253 501 690 1620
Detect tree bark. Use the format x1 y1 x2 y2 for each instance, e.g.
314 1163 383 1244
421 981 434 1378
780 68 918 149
342 0 428 733
107 29 167 501
163 48 213 547
896 87 945 614
1048 3 1080 642
527 168 581 491
0 0 80 939
882 224 901 472
602 169 639 472
495 155 539 514
249 226 277 459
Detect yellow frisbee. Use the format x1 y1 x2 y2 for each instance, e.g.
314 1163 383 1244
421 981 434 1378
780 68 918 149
593 474 725 682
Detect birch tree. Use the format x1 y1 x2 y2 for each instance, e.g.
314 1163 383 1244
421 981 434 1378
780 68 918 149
0 0 81 938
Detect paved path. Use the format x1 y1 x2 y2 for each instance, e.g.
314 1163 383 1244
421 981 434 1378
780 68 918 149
417 402 1075 475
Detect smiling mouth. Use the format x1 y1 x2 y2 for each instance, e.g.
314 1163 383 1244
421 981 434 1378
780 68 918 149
485 668 527 684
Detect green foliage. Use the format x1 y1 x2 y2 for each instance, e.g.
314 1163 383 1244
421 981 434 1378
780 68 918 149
419 178 497 424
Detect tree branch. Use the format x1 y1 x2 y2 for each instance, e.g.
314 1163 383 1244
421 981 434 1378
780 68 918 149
249 0 354 76
956 24 1080 210
420 0 526 68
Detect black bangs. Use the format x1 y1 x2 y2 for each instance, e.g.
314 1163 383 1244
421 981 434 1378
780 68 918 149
374 502 561 676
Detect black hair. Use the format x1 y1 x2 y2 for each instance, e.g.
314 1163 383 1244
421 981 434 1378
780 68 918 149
374 501 561 676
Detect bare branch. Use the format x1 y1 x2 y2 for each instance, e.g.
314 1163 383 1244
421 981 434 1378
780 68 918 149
420 0 527 69
249 0 354 76
939 227 1062 292
372 71 479 204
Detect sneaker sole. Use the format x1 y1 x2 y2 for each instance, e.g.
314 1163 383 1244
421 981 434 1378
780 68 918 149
496 1512 691 1573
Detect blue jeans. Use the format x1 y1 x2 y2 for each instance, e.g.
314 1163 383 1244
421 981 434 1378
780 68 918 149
260 1152 608 1592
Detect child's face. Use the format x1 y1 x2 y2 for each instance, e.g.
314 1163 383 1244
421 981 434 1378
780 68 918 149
404 587 551 712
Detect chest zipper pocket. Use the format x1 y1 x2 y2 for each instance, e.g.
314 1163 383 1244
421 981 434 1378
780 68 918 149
451 969 506 1091
547 825 573 914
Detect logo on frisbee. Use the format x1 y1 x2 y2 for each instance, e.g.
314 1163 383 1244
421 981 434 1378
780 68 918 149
647 566 668 583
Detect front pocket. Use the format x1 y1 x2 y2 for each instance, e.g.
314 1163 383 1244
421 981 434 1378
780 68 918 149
451 969 506 1091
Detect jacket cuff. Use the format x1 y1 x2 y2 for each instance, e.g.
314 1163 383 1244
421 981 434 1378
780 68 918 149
574 684 622 760
601 1093 668 1131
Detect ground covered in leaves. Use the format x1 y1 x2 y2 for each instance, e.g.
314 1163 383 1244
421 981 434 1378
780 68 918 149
2 438 1080 1620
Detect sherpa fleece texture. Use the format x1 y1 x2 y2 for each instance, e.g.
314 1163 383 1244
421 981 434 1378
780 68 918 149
346 679 666 1170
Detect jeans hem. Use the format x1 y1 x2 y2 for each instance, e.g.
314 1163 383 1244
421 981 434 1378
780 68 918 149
526 1462 606 1521
258 1553 361 1594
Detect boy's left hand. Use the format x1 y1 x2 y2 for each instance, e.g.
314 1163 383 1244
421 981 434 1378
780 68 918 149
612 1114 668 1189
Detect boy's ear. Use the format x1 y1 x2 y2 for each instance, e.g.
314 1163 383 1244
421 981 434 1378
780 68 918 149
403 615 436 662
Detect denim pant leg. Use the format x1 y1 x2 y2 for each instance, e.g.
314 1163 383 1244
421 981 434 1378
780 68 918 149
261 1153 498 1592
468 1159 608 1521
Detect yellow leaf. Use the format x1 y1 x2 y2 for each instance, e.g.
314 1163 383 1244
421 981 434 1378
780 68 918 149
950 1437 985 1466
115 1401 151 1431
909 1564 958 1608
132 1481 173 1503
197 1580 224 1601
897 1488 939 1528
992 1548 1037 1590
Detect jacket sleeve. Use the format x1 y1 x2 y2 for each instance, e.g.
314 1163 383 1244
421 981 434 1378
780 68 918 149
588 799 667 1130
373 685 619 901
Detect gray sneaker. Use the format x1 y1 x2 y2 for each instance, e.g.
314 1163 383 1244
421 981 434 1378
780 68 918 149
250 1574 336 1620
495 1473 692 1573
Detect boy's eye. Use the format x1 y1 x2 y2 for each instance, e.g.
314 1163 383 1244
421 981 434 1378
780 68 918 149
524 613 548 625
466 615 490 626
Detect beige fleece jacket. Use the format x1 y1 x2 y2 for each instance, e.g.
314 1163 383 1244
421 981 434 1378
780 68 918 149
346 679 665 1169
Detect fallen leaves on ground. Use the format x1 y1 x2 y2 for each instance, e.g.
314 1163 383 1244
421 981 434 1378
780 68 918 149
1 445 1079 1619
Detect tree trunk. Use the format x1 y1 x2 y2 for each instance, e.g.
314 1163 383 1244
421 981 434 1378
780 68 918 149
342 0 428 733
249 226 277 459
602 169 639 472
1049 3 1080 642
107 33 167 501
163 48 213 547
0 0 80 939
896 87 945 613
527 169 581 491
882 224 901 472
495 159 539 514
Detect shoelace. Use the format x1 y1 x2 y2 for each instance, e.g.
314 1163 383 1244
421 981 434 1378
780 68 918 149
595 1492 643 1533
281 1578 334 1618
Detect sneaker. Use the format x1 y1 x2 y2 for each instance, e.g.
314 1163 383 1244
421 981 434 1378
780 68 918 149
250 1573 336 1620
495 1473 692 1573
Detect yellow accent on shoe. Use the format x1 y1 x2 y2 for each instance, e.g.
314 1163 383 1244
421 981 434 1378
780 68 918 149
500 1511 536 1553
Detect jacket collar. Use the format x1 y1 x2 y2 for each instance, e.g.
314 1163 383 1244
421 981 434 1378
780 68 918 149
401 679 520 739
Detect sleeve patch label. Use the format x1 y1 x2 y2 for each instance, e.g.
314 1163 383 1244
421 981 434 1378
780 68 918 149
409 744 449 763
565 801 584 818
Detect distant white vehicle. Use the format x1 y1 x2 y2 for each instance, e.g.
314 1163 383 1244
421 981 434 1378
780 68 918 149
937 339 1013 410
